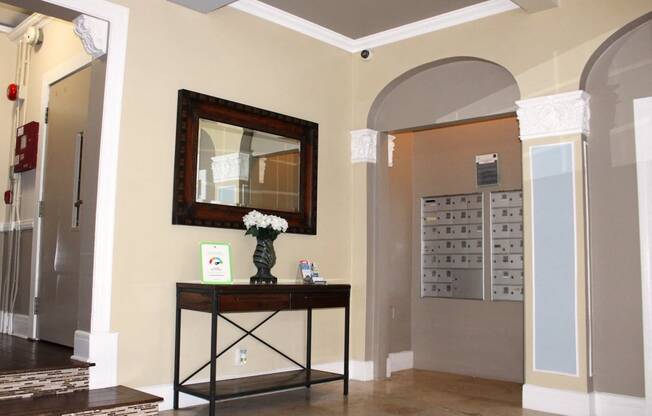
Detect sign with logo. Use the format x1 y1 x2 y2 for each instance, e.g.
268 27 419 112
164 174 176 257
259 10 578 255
200 242 232 284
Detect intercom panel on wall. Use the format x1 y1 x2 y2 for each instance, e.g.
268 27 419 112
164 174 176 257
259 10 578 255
490 190 524 301
421 193 484 300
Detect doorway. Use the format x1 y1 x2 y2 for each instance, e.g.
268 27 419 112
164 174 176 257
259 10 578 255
37 65 91 347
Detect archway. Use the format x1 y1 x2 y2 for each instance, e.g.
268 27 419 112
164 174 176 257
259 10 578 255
365 57 522 379
582 12 652 399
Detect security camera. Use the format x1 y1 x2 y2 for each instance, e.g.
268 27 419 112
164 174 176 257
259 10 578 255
360 49 373 60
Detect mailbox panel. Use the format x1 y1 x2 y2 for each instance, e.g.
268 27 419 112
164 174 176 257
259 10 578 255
490 190 524 302
421 193 483 300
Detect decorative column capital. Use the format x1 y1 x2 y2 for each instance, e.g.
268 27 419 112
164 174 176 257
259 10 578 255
516 90 590 141
73 15 109 59
350 129 378 164
211 153 251 183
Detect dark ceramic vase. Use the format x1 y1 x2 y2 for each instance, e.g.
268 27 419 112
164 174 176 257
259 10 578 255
250 237 277 284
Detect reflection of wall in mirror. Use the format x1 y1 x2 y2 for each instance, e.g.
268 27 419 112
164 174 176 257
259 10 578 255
249 150 300 213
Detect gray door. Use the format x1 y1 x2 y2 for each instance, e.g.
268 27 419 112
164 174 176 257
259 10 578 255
37 66 91 347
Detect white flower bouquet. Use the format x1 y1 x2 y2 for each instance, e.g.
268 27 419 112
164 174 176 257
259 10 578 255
243 210 288 240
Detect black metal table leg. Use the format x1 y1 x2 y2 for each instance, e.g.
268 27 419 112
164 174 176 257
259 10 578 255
306 308 312 388
343 303 350 395
209 291 218 416
173 288 181 409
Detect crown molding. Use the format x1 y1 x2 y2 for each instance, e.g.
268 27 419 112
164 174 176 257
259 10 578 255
0 24 12 33
230 0 519 53
7 13 52 42
350 0 519 51
230 0 354 51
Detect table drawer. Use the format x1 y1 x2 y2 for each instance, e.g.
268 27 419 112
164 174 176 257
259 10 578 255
291 292 348 309
219 294 291 312
179 291 212 312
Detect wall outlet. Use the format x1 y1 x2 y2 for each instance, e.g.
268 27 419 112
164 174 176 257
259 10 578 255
235 348 247 366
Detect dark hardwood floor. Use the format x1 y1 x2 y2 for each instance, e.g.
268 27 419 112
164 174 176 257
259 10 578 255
0 334 91 375
1 385 161 416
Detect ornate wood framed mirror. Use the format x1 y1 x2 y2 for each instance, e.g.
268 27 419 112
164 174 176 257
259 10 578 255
173 90 318 234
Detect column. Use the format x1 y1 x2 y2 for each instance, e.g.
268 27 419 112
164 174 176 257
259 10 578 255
517 91 592 414
349 128 378 380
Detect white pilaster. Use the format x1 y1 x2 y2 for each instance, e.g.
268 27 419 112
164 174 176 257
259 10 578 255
516 90 591 140
350 129 378 164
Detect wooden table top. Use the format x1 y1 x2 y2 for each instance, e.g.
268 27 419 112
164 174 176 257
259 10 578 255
177 282 351 293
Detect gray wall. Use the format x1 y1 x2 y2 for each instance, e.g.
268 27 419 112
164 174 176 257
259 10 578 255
585 17 652 397
368 59 520 132
406 117 523 382
370 133 414 377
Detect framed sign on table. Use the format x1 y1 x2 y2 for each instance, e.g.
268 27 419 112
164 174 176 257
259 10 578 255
200 242 233 284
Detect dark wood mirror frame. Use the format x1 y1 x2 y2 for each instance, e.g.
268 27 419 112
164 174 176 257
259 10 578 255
172 89 318 235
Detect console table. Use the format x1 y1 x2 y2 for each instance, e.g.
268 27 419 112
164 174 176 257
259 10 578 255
174 283 351 416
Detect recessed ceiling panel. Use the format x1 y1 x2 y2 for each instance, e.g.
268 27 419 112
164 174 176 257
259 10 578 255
168 0 237 13
258 0 487 39
0 3 31 28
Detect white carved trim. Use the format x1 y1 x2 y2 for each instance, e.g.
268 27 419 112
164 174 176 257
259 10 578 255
387 135 396 167
73 15 109 59
211 153 251 183
0 23 12 33
516 90 591 141
7 13 51 42
351 129 378 164
230 0 518 53
258 157 267 183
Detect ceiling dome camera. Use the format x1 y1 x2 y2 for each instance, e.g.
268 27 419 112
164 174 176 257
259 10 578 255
360 49 373 60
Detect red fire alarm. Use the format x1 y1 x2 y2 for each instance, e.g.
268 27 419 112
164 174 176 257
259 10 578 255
6 83 18 101
4 190 12 205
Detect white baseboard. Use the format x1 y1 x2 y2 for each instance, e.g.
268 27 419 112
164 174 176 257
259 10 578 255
592 392 648 416
141 359 375 411
388 351 413 375
11 313 30 339
523 384 649 416
72 330 119 389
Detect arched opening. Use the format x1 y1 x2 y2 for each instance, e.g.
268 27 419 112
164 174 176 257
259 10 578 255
365 58 524 382
367 57 520 132
582 12 652 398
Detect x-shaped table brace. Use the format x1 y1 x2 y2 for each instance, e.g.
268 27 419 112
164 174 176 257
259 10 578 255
180 311 305 386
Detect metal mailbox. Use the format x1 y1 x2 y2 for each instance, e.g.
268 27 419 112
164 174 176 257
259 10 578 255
421 192 484 300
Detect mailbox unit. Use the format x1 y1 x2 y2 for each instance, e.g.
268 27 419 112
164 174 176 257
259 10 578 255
490 190 524 301
421 193 484 300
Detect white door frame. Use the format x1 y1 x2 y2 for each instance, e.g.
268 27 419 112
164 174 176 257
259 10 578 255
634 96 652 408
28 51 92 341
18 0 129 388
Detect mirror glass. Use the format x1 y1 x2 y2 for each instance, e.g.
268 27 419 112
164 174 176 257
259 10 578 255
196 119 301 213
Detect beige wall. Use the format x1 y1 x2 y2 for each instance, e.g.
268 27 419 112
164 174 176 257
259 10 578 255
352 0 652 129
401 117 524 383
0 34 16 205
585 17 652 397
107 0 357 387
